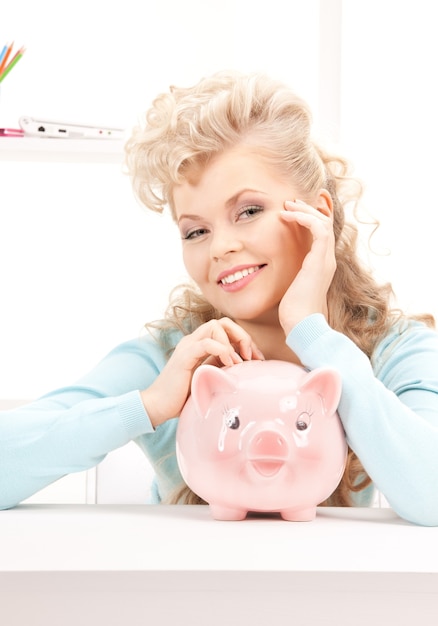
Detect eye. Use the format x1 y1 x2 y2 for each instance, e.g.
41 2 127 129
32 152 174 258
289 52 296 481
296 411 311 431
236 205 264 220
183 227 210 240
224 407 240 429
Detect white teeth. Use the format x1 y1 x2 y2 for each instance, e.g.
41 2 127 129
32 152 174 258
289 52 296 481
220 266 260 285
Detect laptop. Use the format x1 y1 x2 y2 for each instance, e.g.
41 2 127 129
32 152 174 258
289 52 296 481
18 116 125 140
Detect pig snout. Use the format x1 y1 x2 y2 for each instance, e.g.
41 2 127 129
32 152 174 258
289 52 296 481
250 430 288 456
248 430 289 478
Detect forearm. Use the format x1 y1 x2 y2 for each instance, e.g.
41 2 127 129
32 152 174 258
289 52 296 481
0 390 153 509
0 336 167 509
287 314 438 526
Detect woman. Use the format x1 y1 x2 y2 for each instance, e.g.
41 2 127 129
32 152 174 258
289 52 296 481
1 71 438 525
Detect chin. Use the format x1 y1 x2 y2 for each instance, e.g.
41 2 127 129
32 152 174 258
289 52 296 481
233 307 280 325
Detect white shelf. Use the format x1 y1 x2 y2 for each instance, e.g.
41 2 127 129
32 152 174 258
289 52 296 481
0 136 125 163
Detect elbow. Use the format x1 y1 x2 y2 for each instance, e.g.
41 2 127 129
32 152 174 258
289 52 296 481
0 494 20 511
0 478 22 511
390 493 438 527
379 469 438 526
402 509 438 527
0 501 19 511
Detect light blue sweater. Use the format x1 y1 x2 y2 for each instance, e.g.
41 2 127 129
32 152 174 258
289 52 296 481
1 314 438 525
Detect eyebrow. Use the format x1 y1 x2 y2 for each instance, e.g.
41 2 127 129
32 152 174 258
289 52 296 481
177 188 267 223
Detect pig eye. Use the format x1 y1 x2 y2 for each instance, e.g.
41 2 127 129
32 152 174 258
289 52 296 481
296 411 311 431
224 407 240 430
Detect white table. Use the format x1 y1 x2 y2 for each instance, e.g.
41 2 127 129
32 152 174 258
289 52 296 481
1 504 437 626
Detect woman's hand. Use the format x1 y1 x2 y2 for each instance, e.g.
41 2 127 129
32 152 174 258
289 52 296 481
278 197 336 336
140 317 264 428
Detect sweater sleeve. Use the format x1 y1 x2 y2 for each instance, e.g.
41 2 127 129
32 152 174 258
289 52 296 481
0 335 167 510
287 314 438 526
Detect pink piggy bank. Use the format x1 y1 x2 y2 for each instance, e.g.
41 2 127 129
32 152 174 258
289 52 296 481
176 360 347 521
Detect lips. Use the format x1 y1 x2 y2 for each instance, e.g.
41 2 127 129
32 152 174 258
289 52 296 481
217 264 265 285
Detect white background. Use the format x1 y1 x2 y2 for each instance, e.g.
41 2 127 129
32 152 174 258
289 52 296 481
1 0 437 400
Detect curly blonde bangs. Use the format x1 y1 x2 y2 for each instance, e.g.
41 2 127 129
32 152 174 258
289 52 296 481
124 71 329 216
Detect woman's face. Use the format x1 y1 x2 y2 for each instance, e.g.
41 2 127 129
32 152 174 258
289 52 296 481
173 145 315 326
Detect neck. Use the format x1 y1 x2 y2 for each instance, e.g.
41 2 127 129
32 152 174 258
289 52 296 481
236 319 302 365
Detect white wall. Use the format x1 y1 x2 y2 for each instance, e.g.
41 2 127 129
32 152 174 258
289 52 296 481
1 0 437 401
340 0 438 320
1 0 323 129
1 0 326 399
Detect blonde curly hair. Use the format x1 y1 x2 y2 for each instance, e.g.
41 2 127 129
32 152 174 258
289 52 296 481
125 71 433 507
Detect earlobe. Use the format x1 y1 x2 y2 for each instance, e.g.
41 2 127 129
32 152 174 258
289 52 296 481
316 189 334 218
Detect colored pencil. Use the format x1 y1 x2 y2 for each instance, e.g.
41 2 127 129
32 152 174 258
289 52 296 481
0 47 26 83
0 43 9 65
0 41 14 76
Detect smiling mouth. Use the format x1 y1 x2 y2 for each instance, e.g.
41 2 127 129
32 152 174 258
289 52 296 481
219 265 265 285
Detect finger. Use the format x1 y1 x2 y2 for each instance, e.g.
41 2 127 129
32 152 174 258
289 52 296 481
195 318 251 360
203 354 224 367
191 318 264 362
203 319 246 359
186 321 244 365
280 206 333 241
196 337 243 367
173 333 237 372
283 199 331 216
282 199 333 224
216 318 265 360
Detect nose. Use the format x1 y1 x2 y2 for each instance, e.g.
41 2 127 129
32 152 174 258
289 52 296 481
249 430 289 458
210 226 243 261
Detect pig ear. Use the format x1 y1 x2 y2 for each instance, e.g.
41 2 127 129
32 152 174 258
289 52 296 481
191 365 237 418
298 368 342 416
